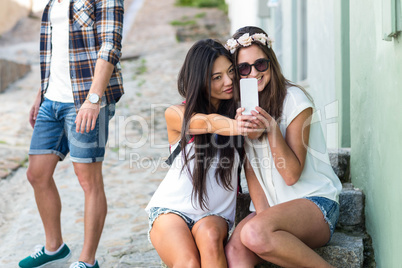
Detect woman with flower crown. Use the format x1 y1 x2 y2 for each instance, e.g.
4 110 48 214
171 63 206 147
224 26 342 267
145 39 247 267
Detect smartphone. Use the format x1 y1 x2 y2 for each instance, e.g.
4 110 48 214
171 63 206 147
240 78 259 115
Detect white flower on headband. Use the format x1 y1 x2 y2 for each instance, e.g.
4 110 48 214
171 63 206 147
253 33 268 45
225 33 274 54
225 38 238 54
238 33 253 46
266 36 274 48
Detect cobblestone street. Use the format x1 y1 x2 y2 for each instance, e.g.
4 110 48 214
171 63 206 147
0 0 230 267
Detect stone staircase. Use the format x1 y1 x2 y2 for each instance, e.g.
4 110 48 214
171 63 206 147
0 59 30 93
236 148 376 268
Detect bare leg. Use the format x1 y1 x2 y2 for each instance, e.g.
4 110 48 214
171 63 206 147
225 212 264 268
150 213 200 268
26 154 63 251
241 199 335 268
191 215 228 268
73 162 106 265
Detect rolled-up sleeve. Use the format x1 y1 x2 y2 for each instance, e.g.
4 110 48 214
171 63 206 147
96 0 124 65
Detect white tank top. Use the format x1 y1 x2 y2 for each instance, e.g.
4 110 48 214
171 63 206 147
145 141 240 229
44 0 74 103
245 87 342 210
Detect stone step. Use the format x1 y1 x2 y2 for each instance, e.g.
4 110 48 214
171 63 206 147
338 183 365 232
316 232 364 268
236 183 366 232
329 148 351 183
160 232 364 268
161 149 367 267
235 183 366 268
256 232 364 268
0 59 31 92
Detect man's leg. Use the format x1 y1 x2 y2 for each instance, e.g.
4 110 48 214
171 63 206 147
26 154 63 251
73 162 106 265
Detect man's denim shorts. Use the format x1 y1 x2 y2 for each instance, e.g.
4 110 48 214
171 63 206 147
29 98 115 163
303 196 340 240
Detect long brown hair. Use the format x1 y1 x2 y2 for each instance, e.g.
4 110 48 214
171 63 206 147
177 39 242 210
231 26 312 121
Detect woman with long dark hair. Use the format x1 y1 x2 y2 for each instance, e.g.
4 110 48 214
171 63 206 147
224 26 342 268
145 39 244 267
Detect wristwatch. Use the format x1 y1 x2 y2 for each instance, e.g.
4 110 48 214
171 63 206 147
86 93 100 104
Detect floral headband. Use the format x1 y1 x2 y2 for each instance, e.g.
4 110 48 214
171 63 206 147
225 33 274 54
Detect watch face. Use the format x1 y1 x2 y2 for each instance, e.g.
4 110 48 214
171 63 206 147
89 94 99 103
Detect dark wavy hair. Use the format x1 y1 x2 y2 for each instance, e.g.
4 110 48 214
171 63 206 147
231 26 312 121
177 39 242 210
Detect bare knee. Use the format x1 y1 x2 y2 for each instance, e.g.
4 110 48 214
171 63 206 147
204 224 225 242
195 223 226 259
26 167 38 186
241 219 275 256
198 224 226 247
26 155 59 187
26 166 51 187
76 175 101 194
74 164 103 194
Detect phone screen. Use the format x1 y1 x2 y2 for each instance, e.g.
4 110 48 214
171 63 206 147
240 78 259 115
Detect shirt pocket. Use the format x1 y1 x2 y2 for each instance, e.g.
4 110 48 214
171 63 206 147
73 0 95 28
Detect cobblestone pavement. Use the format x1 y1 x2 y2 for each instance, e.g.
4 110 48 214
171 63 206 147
0 0 229 267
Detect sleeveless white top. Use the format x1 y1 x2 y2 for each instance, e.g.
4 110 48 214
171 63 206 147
44 0 74 103
245 86 342 211
145 141 240 229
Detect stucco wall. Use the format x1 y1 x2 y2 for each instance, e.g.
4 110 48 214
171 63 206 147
350 0 402 266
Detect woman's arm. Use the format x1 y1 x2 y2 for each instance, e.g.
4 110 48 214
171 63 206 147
244 157 270 213
249 107 312 186
165 105 255 144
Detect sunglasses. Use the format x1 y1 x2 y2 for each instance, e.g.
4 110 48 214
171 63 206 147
237 58 270 76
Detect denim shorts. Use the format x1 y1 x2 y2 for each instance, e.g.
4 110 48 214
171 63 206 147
303 196 339 240
29 98 115 163
147 207 231 242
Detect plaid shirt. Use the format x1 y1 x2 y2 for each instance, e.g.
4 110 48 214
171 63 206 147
40 0 124 109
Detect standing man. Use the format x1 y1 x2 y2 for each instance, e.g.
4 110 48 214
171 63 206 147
18 0 124 267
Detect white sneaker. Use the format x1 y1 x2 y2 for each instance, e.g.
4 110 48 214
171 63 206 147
69 260 99 268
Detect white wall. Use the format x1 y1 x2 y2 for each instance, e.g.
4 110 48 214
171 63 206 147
226 0 339 148
226 0 260 34
306 0 338 148
275 0 338 148
278 0 293 80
